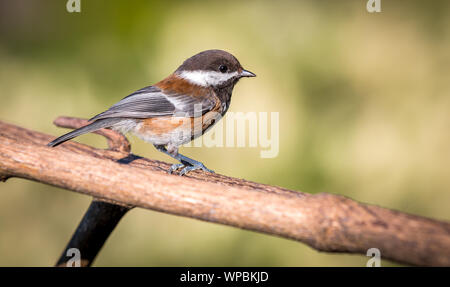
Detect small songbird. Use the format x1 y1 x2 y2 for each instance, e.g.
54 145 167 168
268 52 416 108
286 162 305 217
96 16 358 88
48 49 255 175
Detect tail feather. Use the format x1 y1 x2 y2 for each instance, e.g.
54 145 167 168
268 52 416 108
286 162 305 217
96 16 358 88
47 118 121 147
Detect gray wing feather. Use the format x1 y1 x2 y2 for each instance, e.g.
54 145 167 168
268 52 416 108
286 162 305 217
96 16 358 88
168 93 217 116
47 118 122 147
90 85 216 121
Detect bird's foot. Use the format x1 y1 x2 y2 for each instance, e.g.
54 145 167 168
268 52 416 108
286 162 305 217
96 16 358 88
168 162 214 176
168 163 185 174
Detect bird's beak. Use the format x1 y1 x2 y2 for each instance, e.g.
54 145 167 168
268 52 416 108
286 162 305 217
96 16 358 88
240 69 256 78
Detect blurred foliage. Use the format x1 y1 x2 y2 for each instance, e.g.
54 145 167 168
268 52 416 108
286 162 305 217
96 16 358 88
0 0 449 266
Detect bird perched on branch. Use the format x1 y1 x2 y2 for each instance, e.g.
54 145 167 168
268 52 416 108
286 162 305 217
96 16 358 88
48 49 255 175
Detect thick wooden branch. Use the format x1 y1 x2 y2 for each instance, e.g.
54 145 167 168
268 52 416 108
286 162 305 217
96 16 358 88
0 119 449 266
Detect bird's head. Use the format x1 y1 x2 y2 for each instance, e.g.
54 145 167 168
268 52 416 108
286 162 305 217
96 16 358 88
175 49 255 89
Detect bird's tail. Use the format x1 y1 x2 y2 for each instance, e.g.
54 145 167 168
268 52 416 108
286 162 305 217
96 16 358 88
47 118 122 147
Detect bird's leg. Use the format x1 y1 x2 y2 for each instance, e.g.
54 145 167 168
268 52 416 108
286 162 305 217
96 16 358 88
154 144 214 176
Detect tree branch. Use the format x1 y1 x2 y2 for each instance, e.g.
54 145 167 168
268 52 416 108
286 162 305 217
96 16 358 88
0 118 449 266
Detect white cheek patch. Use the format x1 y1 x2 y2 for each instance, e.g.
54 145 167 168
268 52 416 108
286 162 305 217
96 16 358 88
178 70 238 87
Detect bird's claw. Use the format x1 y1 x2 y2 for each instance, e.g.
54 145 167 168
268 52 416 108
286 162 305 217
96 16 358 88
179 163 215 176
168 162 214 176
169 163 185 174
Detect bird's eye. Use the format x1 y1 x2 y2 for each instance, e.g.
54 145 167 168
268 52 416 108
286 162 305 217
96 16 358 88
219 65 228 73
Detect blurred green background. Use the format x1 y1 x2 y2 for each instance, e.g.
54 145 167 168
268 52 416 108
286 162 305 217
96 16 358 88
0 0 449 266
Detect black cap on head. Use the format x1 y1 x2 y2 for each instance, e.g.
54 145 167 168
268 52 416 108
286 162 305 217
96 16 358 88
176 49 243 74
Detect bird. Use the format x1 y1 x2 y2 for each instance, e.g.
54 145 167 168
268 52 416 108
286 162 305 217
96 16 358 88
47 49 256 175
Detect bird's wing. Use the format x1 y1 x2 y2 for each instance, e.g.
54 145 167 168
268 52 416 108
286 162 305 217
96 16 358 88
89 85 217 121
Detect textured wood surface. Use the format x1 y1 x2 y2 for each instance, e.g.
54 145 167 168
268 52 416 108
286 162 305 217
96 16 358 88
0 118 449 266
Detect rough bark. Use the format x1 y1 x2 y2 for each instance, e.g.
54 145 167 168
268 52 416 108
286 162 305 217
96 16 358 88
0 118 449 266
